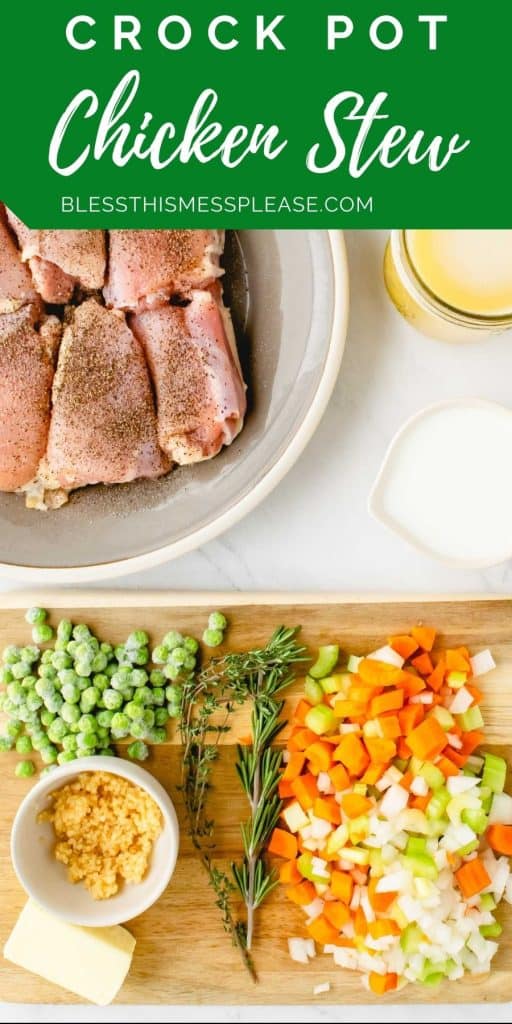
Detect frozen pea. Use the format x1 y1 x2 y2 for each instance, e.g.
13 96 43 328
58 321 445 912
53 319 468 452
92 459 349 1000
38 664 57 681
77 731 98 750
163 631 183 651
150 669 165 686
126 630 149 649
75 661 92 678
167 702 181 719
31 732 50 752
11 661 32 680
62 734 77 753
0 736 13 752
115 644 127 663
78 714 96 733
6 720 23 740
125 701 144 721
35 678 55 699
96 726 109 742
41 649 54 664
105 663 117 678
150 687 165 707
7 682 26 705
130 669 148 688
53 639 68 652
154 707 170 727
184 636 200 655
3 645 21 664
103 688 123 710
48 718 68 743
110 712 130 733
208 611 227 632
57 619 73 643
40 709 55 728
44 694 63 714
0 692 6 711
22 645 40 665
32 624 54 645
133 686 153 706
128 720 147 740
61 682 80 704
57 751 77 765
21 675 37 690
129 646 149 666
100 642 113 657
141 708 155 730
0 666 13 685
61 702 81 725
25 607 47 626
16 706 33 723
127 740 148 761
91 652 108 673
183 654 196 672
93 673 109 691
152 645 169 665
97 710 114 729
147 727 167 745
15 760 35 778
97 747 115 757
80 686 99 712
66 640 80 658
163 663 180 682
15 735 32 754
202 628 223 648
72 624 91 641
26 692 43 712
165 684 183 704
40 744 58 764
58 668 79 687
169 647 187 668
52 651 72 672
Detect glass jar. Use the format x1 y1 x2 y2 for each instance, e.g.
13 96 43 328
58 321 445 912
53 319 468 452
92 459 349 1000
384 230 512 343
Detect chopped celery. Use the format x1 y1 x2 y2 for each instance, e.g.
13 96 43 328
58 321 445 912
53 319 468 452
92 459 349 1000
337 846 370 865
320 675 341 694
349 815 369 840
309 645 339 679
305 704 336 735
297 853 330 884
446 670 467 688
466 754 484 773
431 705 455 731
481 753 507 794
409 756 424 775
346 654 361 674
304 677 324 705
426 786 450 820
455 705 484 732
326 824 349 855
461 807 488 834
418 761 445 790
406 836 427 857
480 893 496 911
479 784 493 813
480 921 502 938
400 923 423 954
402 852 438 880
457 840 479 856
353 782 367 796
421 973 444 987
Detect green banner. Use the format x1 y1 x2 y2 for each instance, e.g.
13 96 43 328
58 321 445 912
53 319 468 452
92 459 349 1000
1 1 509 226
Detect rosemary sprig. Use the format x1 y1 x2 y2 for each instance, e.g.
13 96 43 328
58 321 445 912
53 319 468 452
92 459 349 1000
177 625 307 977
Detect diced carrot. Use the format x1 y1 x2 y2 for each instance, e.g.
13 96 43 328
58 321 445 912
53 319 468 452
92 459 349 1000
455 858 491 898
279 859 301 885
425 661 445 692
368 877 396 912
396 671 426 697
354 907 367 936
333 700 367 719
406 717 447 760
410 793 431 811
466 683 483 704
378 714 401 740
446 649 471 673
368 919 400 939
305 740 333 772
388 635 419 660
341 793 373 818
364 737 397 764
333 733 369 777
307 915 340 946
328 763 350 792
398 703 424 734
286 880 316 905
411 652 434 676
487 824 512 856
330 870 354 904
278 779 294 799
349 686 380 704
397 737 412 760
399 770 413 790
314 796 341 824
268 828 297 860
460 730 484 756
358 659 401 686
323 901 350 930
282 751 306 781
437 756 459 778
289 727 318 751
291 772 318 810
370 690 404 717
444 747 469 768
361 763 385 785
369 972 398 995
292 699 312 726
411 625 436 651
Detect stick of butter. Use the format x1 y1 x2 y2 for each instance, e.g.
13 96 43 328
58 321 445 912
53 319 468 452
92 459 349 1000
4 900 136 1006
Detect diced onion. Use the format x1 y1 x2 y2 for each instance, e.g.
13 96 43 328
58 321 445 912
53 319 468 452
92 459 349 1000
288 938 311 964
449 687 473 714
446 775 479 795
488 792 512 825
368 645 404 668
469 649 496 677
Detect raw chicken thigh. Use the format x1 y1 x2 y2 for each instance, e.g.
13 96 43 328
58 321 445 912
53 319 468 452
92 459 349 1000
104 230 224 310
0 304 56 490
131 290 246 464
0 214 38 314
46 300 169 490
6 211 106 304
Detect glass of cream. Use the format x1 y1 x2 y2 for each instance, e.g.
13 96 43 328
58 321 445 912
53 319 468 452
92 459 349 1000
384 230 512 342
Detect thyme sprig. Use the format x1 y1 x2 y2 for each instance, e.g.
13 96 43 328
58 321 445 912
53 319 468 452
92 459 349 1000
177 625 307 978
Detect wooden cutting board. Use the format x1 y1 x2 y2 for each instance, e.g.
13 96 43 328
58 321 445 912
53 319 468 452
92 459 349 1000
0 592 510 1005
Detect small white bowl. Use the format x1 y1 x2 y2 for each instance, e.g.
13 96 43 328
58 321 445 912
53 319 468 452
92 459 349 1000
10 757 179 927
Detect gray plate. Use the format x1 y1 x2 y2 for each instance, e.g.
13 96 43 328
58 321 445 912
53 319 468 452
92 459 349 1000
0 230 348 580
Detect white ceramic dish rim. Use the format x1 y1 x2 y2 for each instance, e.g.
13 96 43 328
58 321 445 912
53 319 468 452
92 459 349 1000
10 756 180 927
0 230 349 584
369 397 512 571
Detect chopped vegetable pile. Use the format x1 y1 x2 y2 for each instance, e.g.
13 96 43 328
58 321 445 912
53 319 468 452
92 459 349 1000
270 627 512 994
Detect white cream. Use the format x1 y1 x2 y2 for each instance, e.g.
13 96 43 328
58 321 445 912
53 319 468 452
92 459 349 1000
370 401 512 567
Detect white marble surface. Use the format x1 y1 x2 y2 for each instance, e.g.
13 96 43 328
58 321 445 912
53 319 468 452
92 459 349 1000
2 230 512 1022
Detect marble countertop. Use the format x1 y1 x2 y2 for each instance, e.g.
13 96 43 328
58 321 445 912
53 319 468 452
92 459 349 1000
2 230 512 1023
